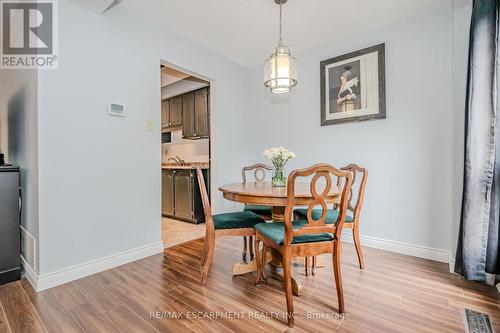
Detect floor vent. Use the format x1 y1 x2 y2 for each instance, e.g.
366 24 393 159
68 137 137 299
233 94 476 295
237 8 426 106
465 309 493 333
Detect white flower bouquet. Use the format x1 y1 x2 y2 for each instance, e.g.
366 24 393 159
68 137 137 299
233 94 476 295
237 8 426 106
263 147 296 187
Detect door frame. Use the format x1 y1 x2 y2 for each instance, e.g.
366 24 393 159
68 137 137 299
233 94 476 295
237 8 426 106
159 59 215 209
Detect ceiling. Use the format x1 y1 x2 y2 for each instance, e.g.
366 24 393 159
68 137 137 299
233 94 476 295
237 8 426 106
122 0 447 67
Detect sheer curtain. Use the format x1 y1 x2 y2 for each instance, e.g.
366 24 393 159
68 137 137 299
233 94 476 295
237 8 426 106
455 0 500 283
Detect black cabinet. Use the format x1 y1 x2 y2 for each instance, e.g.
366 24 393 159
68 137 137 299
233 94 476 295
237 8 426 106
162 168 209 224
0 166 21 285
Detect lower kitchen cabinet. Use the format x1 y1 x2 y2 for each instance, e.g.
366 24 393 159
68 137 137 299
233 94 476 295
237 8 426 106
162 170 174 216
162 168 209 224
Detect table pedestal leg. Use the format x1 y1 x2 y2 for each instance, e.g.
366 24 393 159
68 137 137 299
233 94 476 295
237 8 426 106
269 206 302 296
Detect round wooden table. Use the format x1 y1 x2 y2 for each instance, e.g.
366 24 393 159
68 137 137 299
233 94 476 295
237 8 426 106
219 181 341 296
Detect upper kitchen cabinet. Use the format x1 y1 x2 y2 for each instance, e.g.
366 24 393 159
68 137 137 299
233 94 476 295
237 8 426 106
182 92 195 138
161 95 183 130
183 87 210 139
161 87 210 138
169 95 183 127
194 88 210 138
161 99 170 129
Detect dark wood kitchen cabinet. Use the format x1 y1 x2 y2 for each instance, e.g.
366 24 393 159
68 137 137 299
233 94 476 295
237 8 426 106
162 88 209 138
169 95 183 127
161 96 182 129
162 170 174 216
194 88 209 138
173 170 193 220
162 168 209 224
183 87 209 139
161 100 169 129
182 92 195 138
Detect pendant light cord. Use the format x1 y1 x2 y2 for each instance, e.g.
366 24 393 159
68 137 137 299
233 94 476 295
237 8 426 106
279 3 283 45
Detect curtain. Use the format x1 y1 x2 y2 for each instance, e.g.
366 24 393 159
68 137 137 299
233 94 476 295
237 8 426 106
455 0 500 282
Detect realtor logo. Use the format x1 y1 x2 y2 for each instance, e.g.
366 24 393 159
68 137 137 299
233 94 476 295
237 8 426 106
1 0 58 69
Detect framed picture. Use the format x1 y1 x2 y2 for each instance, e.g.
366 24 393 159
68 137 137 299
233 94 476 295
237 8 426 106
320 43 386 126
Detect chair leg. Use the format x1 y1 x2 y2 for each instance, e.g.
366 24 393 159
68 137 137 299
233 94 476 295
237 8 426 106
352 224 365 269
332 243 345 314
283 249 294 327
201 233 215 285
242 236 248 263
312 256 317 276
261 244 268 282
249 236 254 261
201 235 208 266
255 237 262 285
305 257 309 276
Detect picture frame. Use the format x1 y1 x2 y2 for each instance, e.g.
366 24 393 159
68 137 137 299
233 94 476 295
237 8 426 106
320 43 386 126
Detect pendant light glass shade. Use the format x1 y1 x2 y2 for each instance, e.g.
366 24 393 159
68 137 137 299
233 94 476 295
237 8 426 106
264 0 297 94
264 45 297 94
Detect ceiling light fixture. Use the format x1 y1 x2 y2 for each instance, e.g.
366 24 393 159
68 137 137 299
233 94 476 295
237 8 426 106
264 0 297 94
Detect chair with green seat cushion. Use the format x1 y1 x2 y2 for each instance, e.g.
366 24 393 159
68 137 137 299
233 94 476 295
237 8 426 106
240 163 274 262
213 211 265 230
195 168 266 286
254 164 354 326
254 221 334 245
298 164 368 272
293 208 354 224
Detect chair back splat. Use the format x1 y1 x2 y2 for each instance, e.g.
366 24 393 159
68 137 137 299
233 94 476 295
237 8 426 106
242 163 274 183
284 164 353 244
340 164 368 222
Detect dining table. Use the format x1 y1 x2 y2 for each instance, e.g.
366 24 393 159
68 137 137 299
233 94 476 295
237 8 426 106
219 181 341 296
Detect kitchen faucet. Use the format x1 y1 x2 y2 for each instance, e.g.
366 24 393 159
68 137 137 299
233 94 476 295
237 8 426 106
167 156 186 166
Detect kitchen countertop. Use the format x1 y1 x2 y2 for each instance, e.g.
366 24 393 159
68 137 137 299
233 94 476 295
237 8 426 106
162 162 210 170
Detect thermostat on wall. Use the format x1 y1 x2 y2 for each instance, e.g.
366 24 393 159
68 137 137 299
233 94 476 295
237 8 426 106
108 101 125 117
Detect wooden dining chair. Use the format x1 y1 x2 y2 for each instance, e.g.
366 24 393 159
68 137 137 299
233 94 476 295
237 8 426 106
195 167 266 285
254 164 353 327
240 163 274 262
294 164 368 273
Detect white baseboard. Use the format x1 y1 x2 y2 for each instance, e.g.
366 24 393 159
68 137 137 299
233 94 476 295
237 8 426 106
448 259 456 274
25 241 164 292
341 230 451 263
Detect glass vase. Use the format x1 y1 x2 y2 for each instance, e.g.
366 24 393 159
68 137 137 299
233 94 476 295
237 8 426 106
272 168 287 187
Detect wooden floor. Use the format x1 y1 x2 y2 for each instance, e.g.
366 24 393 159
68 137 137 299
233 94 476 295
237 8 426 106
0 238 499 333
162 217 205 249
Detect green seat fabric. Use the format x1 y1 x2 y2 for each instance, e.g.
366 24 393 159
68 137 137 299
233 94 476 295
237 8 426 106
293 208 354 224
244 204 272 217
254 221 334 245
213 211 265 230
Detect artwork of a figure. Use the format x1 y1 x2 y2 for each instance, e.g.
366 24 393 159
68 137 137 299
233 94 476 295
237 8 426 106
321 43 386 126
328 61 361 114
337 70 359 110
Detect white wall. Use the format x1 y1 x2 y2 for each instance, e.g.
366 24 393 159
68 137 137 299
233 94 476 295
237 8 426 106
0 68 39 270
451 0 472 262
36 1 251 274
246 2 457 256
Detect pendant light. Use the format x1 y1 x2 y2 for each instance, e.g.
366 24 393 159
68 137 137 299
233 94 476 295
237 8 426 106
264 0 297 94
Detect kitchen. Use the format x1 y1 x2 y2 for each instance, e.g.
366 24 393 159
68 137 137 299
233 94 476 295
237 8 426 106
160 65 211 248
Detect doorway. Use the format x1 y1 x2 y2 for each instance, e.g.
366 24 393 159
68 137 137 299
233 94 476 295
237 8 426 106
159 62 212 248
